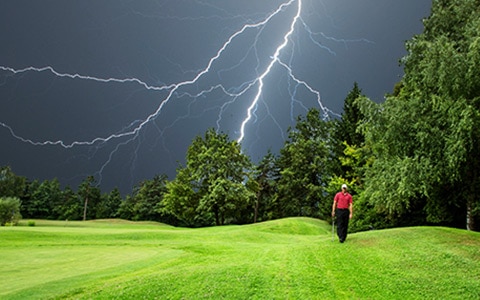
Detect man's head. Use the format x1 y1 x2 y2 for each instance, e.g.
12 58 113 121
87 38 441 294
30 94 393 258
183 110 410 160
341 184 347 191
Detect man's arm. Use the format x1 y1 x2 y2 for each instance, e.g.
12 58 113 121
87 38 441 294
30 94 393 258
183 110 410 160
348 202 353 219
332 200 337 217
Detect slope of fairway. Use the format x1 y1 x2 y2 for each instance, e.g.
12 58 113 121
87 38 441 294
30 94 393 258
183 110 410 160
1 218 479 299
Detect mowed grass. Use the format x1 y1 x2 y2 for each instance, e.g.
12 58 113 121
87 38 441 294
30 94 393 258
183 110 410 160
1 218 479 299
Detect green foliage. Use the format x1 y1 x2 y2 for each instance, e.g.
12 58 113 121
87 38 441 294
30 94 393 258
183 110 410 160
23 178 62 219
118 175 180 224
163 129 256 226
334 82 365 149
199 177 254 225
335 141 372 189
117 195 136 220
96 187 122 219
327 84 374 229
0 196 22 226
358 0 480 230
77 176 101 221
349 192 389 232
0 166 26 199
332 83 367 183
403 0 480 101
163 168 202 226
254 150 280 222
276 108 335 219
57 186 82 220
128 175 167 221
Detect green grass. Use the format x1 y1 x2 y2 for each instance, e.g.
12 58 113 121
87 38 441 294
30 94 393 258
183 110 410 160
1 218 479 299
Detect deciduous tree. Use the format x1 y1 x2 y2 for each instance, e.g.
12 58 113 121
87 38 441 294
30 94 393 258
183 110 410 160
254 150 279 222
0 197 21 225
0 166 26 199
78 176 101 221
163 129 256 226
96 187 122 219
275 108 335 219
359 0 480 230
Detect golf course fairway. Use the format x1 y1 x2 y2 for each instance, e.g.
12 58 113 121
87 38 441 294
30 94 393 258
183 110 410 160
1 218 479 299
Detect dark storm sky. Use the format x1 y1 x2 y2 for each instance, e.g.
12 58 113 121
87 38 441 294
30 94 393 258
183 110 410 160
0 0 431 194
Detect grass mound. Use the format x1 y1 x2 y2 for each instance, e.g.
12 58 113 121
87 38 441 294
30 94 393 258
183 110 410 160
1 218 479 299
249 217 331 236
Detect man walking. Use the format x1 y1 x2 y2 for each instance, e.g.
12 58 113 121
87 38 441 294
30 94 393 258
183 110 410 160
332 184 353 243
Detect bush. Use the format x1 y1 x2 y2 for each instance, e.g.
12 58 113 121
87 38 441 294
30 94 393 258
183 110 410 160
0 197 22 226
27 220 36 226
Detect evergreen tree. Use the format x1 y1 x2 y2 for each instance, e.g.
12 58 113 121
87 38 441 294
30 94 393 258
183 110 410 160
331 82 367 190
335 82 365 149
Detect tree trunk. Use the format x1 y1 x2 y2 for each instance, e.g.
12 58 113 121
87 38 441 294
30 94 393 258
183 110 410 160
83 195 88 221
254 193 259 223
467 198 475 231
466 154 479 231
83 185 89 221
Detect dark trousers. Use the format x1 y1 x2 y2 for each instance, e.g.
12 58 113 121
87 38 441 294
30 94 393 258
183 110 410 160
336 209 350 242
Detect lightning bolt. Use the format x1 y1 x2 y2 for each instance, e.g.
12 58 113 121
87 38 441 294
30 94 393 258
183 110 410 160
2 0 300 146
0 0 372 188
236 0 301 143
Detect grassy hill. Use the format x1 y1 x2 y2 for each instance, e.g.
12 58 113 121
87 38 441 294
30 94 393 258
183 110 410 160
1 218 479 299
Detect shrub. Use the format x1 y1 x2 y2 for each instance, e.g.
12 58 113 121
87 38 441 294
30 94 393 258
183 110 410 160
27 220 36 227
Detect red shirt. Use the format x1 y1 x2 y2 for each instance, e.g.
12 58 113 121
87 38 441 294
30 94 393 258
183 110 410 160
334 192 352 209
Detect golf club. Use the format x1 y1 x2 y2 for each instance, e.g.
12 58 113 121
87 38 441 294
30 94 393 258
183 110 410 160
331 217 335 242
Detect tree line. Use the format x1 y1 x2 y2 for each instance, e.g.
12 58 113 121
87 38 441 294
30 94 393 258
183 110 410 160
0 101 353 228
1 0 479 230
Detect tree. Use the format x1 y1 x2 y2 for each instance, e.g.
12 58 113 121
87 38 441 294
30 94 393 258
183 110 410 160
0 166 26 199
78 176 101 221
401 0 480 230
131 175 171 222
0 197 22 225
335 82 365 149
254 150 279 222
163 167 201 226
359 0 480 230
332 82 366 183
20 179 39 219
57 186 82 220
25 179 62 219
163 129 256 226
96 187 122 219
275 108 335 219
117 194 136 221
